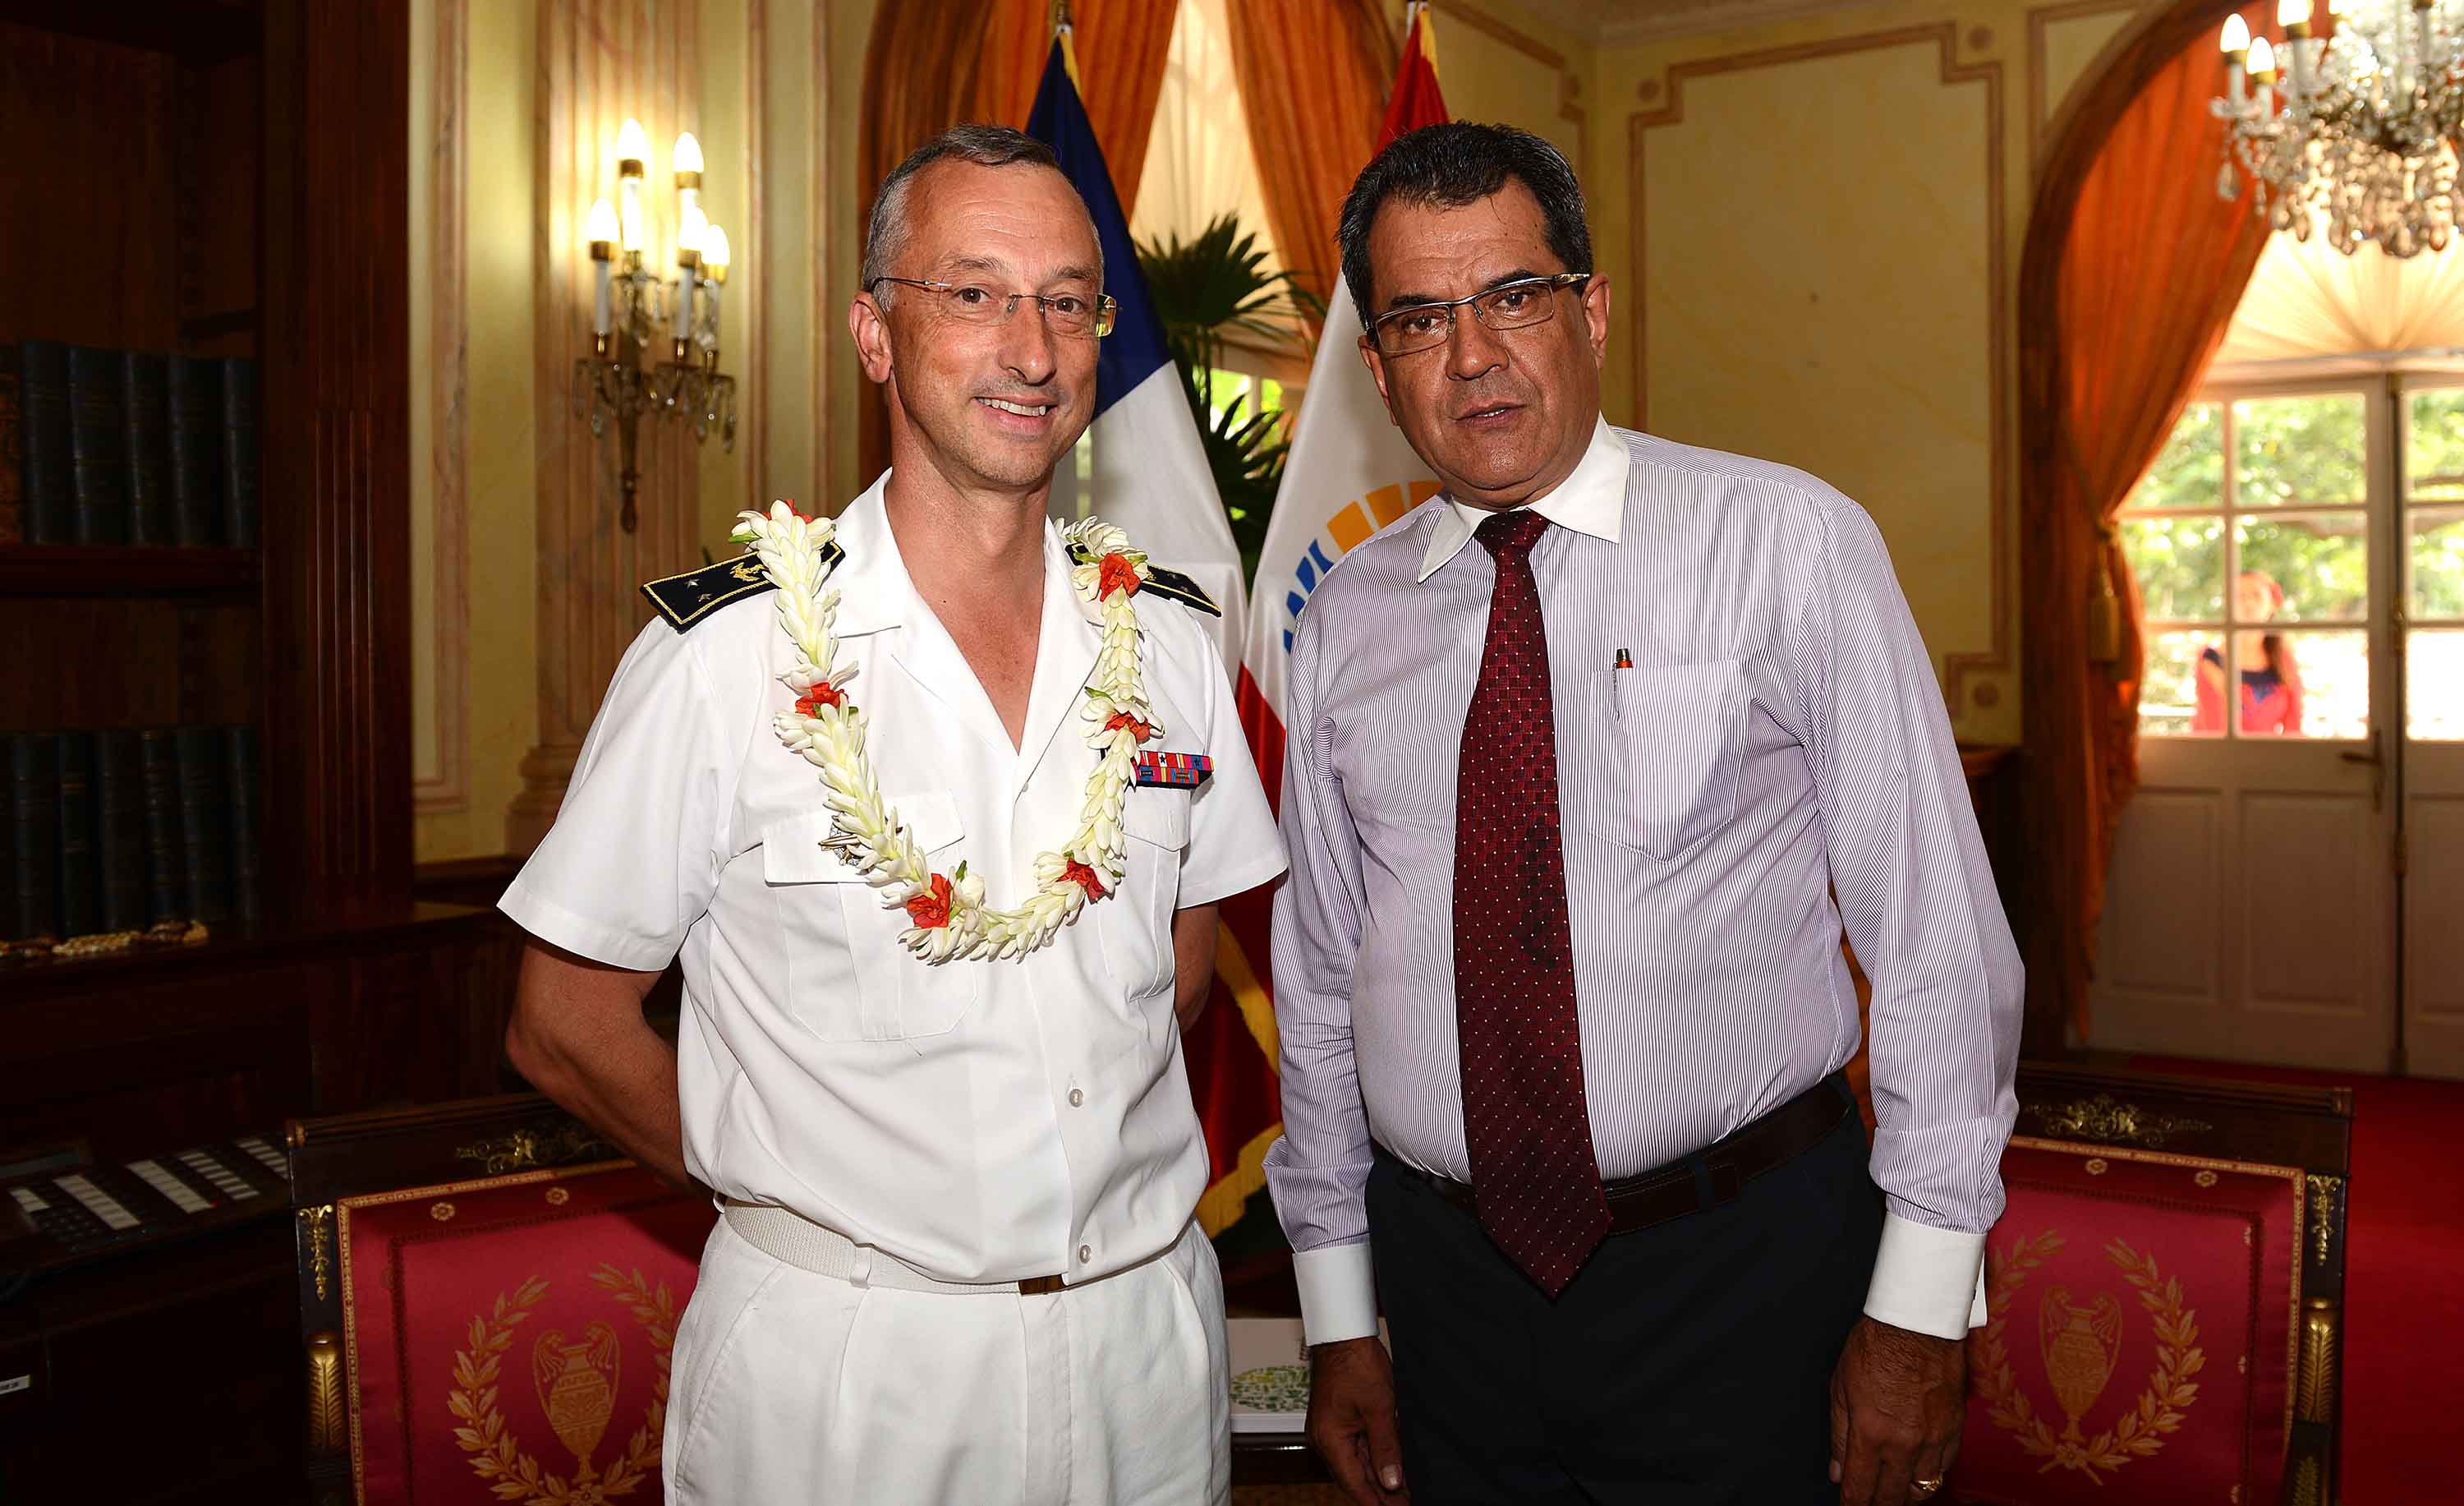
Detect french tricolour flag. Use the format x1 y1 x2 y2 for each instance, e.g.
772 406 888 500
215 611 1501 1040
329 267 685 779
1026 35 1247 667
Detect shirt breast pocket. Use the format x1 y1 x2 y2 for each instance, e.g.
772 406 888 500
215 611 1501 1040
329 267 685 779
761 794 979 1042
1096 786 1190 1002
1586 660 1748 863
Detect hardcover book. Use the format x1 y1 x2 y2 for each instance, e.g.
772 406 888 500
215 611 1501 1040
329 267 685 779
137 727 185 923
122 351 176 546
17 340 72 545
53 730 97 938
225 723 260 924
173 723 231 924
8 732 61 941
166 355 222 547
0 343 21 545
92 729 149 932
220 357 258 547
65 346 131 545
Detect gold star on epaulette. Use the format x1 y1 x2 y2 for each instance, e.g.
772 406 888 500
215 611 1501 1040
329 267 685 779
642 540 844 631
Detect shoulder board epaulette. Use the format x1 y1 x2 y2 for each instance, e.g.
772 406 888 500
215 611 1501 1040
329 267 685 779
1064 542 1223 618
641 540 844 632
1140 564 1223 618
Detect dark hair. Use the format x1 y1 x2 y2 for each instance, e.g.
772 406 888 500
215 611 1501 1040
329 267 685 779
1336 122 1592 317
862 124 1080 301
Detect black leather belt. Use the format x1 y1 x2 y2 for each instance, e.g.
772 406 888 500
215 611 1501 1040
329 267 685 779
1391 1071 1855 1237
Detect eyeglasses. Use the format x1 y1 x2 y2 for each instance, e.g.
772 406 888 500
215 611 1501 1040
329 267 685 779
867 277 1118 339
1363 272 1593 358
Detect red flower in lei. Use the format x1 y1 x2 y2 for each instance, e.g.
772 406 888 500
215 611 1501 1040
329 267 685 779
1060 860 1106 902
904 873 954 929
1103 710 1153 742
1096 552 1142 602
794 680 844 716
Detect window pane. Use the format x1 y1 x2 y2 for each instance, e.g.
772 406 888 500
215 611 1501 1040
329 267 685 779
2235 394 2365 508
2407 389 2464 501
2411 629 2464 739
2228 630 2368 739
2122 515 2225 620
2125 402 2223 509
2415 507 2464 619
2140 629 2223 737
2235 512 2368 622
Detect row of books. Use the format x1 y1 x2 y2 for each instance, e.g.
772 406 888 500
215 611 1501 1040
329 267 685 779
4 726 262 944
0 341 260 548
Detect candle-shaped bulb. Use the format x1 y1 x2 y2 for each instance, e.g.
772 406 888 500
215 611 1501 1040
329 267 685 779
2278 0 2311 27
585 197 618 251
678 205 708 261
2223 13 2251 51
2249 35 2278 79
672 131 704 177
616 117 650 173
701 223 730 283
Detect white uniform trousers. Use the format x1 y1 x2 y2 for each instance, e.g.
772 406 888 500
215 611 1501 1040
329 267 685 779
663 1215 1230 1504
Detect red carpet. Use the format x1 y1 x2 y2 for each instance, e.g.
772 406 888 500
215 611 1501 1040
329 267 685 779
2126 1057 2463 1506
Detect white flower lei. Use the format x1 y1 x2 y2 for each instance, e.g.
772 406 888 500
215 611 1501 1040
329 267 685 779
730 500 1161 964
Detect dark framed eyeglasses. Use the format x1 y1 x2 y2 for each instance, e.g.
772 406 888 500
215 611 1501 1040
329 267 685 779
1363 272 1593 358
866 277 1118 339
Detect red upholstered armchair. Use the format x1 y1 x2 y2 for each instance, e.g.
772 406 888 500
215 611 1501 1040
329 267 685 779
1952 1066 2351 1506
288 1095 718 1506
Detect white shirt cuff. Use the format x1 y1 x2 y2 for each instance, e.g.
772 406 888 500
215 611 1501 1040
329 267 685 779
1291 1241 1379 1346
1862 1212 1988 1341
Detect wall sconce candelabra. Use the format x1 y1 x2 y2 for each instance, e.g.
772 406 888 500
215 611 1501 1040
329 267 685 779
574 118 738 532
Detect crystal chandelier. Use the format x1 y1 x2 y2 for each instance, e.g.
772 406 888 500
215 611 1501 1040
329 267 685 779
2212 0 2464 257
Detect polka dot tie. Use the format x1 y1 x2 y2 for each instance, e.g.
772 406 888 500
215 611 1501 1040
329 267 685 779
1454 509 1608 1297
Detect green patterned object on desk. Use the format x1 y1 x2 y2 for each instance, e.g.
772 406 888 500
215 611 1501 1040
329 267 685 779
1230 1365 1310 1414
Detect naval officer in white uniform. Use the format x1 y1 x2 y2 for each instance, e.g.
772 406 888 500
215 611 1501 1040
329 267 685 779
499 124 1284 1504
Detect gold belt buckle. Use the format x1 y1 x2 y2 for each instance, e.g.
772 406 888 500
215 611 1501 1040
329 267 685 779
1018 1273 1066 1296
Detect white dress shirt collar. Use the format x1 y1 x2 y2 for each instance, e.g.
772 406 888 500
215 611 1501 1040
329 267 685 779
1416 416 1632 583
826 470 1101 638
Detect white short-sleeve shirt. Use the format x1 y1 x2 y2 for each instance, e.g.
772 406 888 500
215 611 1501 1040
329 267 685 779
502 474 1286 1284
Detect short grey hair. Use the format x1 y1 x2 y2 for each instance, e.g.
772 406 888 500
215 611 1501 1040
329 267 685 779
861 124 1087 306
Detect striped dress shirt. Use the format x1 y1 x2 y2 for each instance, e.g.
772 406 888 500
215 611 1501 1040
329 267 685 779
1264 418 2023 1345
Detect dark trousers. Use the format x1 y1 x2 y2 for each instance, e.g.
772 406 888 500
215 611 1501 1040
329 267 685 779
1368 1110 1884 1504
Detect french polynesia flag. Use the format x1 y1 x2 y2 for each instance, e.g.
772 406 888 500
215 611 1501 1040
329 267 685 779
1183 12 1450 1239
1025 34 1248 668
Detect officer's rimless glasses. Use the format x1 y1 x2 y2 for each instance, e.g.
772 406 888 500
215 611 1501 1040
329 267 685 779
866 277 1119 339
1363 272 1593 358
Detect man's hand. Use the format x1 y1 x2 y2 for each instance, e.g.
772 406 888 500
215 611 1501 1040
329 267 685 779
1828 1316 1965 1504
1306 1336 1409 1504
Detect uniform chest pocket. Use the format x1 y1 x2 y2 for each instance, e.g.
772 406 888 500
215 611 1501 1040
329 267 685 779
761 794 979 1042
1586 660 1747 863
1096 786 1190 1002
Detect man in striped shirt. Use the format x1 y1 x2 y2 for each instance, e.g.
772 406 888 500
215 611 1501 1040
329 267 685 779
1264 122 2021 1506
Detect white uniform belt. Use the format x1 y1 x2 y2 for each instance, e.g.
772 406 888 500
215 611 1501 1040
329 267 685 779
723 1200 1071 1296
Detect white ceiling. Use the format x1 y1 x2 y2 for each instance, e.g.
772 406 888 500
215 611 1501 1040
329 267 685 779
1503 0 1881 47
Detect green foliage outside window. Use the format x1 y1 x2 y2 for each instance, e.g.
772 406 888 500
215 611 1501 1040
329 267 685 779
2236 394 2366 506
2126 403 2223 509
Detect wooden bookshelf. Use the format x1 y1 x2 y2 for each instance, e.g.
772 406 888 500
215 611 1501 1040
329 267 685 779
0 7 481 1503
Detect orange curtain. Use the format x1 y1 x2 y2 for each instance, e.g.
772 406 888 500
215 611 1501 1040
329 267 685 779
2019 3 2269 1049
854 0 1179 479
1223 0 1397 322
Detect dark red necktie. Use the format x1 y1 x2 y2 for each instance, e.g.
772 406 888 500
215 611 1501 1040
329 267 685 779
1454 509 1608 1296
